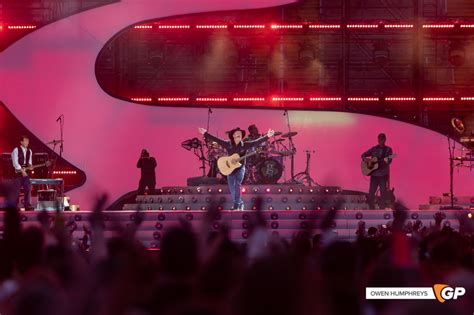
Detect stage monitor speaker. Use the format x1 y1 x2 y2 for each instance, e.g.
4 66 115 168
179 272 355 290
1 153 14 179
187 176 220 186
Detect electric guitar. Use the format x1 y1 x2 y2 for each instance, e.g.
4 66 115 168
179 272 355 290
361 154 397 176
217 151 257 176
15 161 52 176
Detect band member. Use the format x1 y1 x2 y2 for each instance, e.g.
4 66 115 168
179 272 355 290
198 127 274 210
11 135 33 210
361 133 393 209
247 124 260 140
137 149 157 195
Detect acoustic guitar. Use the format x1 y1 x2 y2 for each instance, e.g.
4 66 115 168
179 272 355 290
217 151 257 176
361 154 397 176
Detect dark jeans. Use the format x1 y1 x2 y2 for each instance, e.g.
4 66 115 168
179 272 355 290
138 178 155 195
228 166 245 208
368 175 388 209
14 175 32 209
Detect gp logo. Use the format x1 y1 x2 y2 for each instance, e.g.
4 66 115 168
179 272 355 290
433 284 466 303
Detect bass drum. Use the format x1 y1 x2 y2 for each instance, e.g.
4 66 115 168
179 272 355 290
255 158 283 184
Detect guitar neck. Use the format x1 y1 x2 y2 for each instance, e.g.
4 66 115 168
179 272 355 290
237 151 257 162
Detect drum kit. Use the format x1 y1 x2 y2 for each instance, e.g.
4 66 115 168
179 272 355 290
206 131 299 184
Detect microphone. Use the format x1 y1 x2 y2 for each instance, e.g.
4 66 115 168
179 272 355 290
56 114 63 122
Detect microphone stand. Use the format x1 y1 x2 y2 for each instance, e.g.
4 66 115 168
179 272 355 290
283 110 299 184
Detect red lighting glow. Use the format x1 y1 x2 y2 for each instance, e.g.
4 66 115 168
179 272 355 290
196 25 228 29
196 98 228 102
233 97 265 101
309 97 342 101
130 98 152 102
309 24 340 29
157 25 190 29
266 188 271 193
347 24 379 29
347 97 380 101
385 97 416 101
272 97 304 101
241 187 247 193
156 97 189 101
422 24 455 29
271 24 303 29
384 24 414 28
422 97 455 101
460 24 474 28
461 97 474 100
134 25 153 29
234 25 266 29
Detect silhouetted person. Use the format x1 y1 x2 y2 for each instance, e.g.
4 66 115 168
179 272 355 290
136 149 156 195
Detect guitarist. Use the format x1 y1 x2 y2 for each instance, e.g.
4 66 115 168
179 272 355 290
11 135 34 210
198 127 274 210
361 133 393 209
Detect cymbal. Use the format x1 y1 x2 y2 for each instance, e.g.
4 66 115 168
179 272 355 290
281 131 298 138
273 131 283 136
271 139 285 144
46 140 64 145
270 150 294 156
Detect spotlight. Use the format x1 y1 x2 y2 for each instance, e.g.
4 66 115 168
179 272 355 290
271 213 278 220
158 214 166 221
218 188 223 193
241 187 247 193
252 205 257 210
179 189 184 193
309 188 314 193
171 206 176 210
449 41 465 67
296 197 302 203
468 212 472 219
158 206 163 210
298 41 316 67
253 187 259 193
201 206 206 210
153 232 162 240
155 222 163 230
266 188 271 193
282 197 288 203
268 206 274 210
277 188 283 193
289 188 294 193
207 188 212 193
285 206 291 210
373 40 390 67
301 206 307 210
271 222 279 229
197 187 202 193
185 206 191 210
451 118 465 134
217 206 223 211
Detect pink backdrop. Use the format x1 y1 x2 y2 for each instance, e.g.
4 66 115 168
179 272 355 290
0 0 472 209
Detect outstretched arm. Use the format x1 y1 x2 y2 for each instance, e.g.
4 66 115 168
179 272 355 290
198 127 229 147
245 129 274 148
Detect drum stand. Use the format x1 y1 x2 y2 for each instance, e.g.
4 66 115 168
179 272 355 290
293 150 319 186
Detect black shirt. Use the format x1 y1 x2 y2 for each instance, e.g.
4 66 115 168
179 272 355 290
204 132 268 166
361 145 393 177
137 157 157 180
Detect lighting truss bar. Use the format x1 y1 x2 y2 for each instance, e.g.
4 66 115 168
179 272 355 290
196 98 228 102
422 97 455 101
347 24 379 29
233 98 265 101
196 25 228 29
460 97 474 100
385 97 416 101
7 25 37 29
156 98 189 101
460 24 474 28
347 97 380 101
130 98 152 102
271 24 303 29
309 97 342 101
157 25 190 29
422 24 455 28
53 171 77 175
308 24 341 29
134 25 153 29
272 97 304 101
233 25 266 29
384 24 414 28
